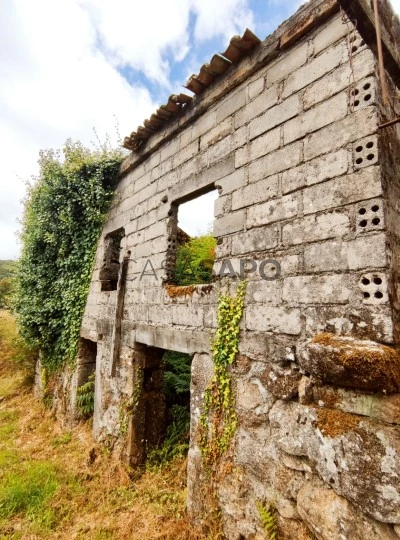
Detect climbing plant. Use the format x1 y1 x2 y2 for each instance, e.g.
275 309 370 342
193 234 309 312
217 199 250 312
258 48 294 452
14 139 123 372
199 281 247 467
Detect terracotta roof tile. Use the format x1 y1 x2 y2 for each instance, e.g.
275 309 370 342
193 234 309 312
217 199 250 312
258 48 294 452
122 28 261 151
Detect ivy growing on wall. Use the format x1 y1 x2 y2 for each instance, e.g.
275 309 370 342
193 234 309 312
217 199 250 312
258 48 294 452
199 281 247 467
14 140 123 372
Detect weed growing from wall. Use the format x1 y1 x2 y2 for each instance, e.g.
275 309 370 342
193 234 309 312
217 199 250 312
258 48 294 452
257 501 278 539
76 373 95 417
14 140 123 372
198 281 247 467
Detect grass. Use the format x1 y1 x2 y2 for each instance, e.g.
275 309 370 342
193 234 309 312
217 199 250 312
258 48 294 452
0 260 16 280
0 311 207 539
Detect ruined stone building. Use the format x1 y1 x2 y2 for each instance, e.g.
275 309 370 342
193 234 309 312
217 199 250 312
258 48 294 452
47 0 400 537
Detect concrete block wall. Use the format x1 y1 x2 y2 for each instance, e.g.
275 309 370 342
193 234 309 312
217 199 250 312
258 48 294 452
70 7 400 539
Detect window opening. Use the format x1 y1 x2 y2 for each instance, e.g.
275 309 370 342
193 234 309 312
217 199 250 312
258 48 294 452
100 227 125 291
165 190 218 285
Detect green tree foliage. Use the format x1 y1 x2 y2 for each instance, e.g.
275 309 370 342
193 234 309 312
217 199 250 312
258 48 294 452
163 350 191 403
175 234 216 285
14 140 123 372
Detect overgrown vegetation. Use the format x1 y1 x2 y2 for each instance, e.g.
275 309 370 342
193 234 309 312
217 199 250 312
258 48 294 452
0 260 16 309
14 140 123 373
76 372 96 418
0 461 60 527
0 310 37 383
175 235 216 286
199 281 247 467
0 313 204 539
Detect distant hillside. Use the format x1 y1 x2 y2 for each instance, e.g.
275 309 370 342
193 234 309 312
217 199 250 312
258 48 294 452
0 260 16 280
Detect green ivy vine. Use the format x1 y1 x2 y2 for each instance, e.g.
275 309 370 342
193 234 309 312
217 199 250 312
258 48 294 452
199 281 247 467
14 139 123 372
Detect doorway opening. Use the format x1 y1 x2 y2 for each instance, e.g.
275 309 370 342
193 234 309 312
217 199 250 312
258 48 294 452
131 344 192 465
147 350 192 465
75 338 97 418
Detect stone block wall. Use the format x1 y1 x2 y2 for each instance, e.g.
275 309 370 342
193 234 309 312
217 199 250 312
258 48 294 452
64 3 400 538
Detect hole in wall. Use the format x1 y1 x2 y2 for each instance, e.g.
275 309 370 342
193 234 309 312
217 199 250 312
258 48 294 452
356 200 383 232
100 228 125 291
353 137 378 170
350 79 375 112
76 338 97 418
359 273 386 303
135 344 192 466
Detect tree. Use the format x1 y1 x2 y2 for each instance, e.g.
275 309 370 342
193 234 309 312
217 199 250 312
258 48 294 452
174 234 216 285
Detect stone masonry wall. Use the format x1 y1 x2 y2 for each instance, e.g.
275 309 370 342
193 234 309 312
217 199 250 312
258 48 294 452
67 5 400 539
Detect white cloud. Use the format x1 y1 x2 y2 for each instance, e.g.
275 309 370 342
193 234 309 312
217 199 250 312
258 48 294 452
79 0 254 87
2 0 400 260
191 0 254 42
179 191 218 236
79 0 191 88
0 0 256 259
0 0 157 259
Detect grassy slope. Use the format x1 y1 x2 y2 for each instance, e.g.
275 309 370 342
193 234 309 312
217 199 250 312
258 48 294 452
0 311 204 540
0 261 16 280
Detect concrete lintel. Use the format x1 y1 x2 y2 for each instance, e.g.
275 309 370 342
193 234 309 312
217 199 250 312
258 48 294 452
135 324 212 355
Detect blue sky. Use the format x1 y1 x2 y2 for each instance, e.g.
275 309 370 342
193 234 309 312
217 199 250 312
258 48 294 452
1 0 399 259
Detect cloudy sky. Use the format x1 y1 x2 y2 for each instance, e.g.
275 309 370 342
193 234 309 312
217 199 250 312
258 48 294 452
1 0 399 259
